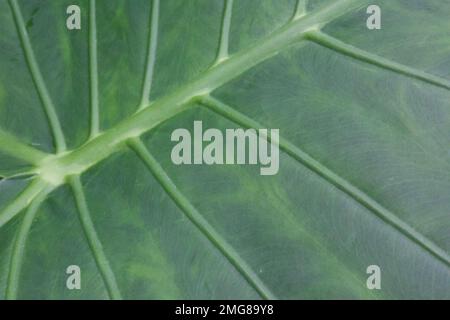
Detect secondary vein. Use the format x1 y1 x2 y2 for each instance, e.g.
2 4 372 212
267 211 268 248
215 0 234 64
8 0 67 153
198 95 450 267
294 0 308 19
0 178 50 229
128 137 277 300
69 175 122 300
0 129 48 165
139 0 160 108
6 186 52 299
307 31 450 91
89 0 100 138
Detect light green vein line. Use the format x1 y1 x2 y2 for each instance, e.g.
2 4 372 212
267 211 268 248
139 0 160 108
215 0 234 64
6 186 52 300
89 0 100 138
55 0 366 175
294 0 308 19
128 138 277 300
0 178 49 229
8 0 67 153
307 31 450 91
69 176 122 300
0 129 48 165
198 95 450 267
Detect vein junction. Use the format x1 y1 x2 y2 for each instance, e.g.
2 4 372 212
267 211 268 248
27 0 370 185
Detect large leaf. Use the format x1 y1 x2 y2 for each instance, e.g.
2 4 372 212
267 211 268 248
0 0 449 299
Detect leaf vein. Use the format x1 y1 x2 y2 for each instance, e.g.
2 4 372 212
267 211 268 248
307 31 450 91
5 186 52 299
128 137 277 300
139 0 160 109
215 0 234 64
8 0 67 153
89 0 100 138
0 129 49 166
69 175 122 300
54 0 365 177
0 178 50 229
294 0 308 19
198 95 450 267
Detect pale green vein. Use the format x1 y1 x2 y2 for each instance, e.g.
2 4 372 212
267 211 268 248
69 176 122 300
215 0 234 64
198 95 450 267
0 129 48 165
307 31 450 91
8 0 67 153
128 137 277 300
6 186 52 299
139 0 160 108
294 0 308 19
0 178 50 229
89 0 100 138
55 0 367 177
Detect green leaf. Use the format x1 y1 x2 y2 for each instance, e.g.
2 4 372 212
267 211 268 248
0 0 449 299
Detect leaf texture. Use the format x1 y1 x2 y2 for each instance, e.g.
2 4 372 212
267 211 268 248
0 0 449 299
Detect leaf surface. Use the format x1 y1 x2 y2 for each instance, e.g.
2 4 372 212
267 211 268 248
0 0 449 299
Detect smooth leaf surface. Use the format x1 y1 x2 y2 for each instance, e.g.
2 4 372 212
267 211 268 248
0 0 449 299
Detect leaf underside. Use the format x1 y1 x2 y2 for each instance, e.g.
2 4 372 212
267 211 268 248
0 0 449 299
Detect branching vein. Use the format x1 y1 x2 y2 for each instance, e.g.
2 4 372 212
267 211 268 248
69 175 122 300
89 0 100 138
307 31 450 91
0 178 50 229
198 95 450 267
139 0 160 108
294 0 308 19
8 0 67 153
0 129 48 165
215 0 234 64
128 137 277 299
6 186 52 299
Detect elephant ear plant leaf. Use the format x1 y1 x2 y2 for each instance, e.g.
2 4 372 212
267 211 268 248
0 0 449 299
